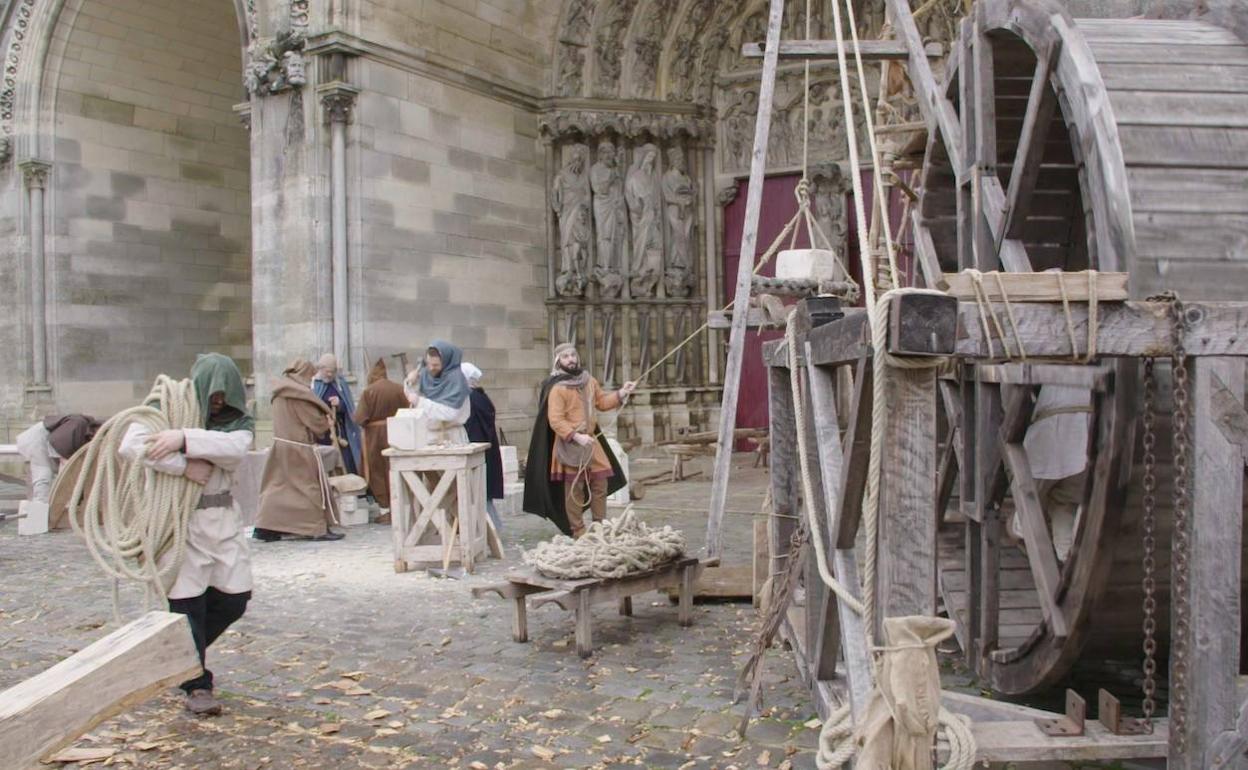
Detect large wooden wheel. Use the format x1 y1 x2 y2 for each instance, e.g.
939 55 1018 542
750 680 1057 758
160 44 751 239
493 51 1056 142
913 0 1248 694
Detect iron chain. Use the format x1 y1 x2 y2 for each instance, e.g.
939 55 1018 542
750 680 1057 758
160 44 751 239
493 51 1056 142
1140 357 1158 727
1167 293 1193 754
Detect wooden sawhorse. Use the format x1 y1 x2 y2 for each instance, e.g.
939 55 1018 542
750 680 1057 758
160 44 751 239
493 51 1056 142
473 557 701 658
384 443 503 573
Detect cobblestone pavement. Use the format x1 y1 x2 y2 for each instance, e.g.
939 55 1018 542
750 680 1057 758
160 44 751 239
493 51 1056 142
1 457 832 770
0 455 1156 769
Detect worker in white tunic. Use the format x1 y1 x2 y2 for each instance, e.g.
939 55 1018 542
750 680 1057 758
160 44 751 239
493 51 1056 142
1012 384 1093 563
118 353 255 717
402 340 471 444
15 414 100 502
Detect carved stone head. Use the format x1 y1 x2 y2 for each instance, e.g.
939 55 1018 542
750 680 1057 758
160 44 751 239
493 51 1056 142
667 146 685 171
566 143 588 173
638 143 658 172
597 141 616 167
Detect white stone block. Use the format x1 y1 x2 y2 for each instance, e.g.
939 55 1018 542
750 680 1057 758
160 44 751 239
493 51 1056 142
387 409 430 450
337 494 369 527
607 438 630 507
776 248 838 282
498 482 525 517
18 500 49 536
500 445 519 482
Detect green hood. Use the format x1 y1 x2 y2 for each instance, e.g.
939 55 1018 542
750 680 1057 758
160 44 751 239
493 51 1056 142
191 353 255 433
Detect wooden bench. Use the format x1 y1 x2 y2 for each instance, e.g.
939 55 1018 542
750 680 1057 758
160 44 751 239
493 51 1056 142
473 556 701 658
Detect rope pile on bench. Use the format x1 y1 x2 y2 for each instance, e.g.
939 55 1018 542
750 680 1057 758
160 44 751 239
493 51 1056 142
524 506 685 580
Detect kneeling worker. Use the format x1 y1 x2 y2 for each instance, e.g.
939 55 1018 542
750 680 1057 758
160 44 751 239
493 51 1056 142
16 413 100 503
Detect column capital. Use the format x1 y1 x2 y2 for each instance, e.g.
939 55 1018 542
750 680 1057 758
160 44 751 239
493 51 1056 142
318 81 360 124
18 159 50 189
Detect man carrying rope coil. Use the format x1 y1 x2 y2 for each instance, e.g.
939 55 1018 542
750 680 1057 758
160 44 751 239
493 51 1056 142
523 343 635 538
117 353 254 717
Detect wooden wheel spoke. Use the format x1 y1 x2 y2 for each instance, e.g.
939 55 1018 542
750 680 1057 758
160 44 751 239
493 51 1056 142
1002 37 1063 247
1003 443 1071 639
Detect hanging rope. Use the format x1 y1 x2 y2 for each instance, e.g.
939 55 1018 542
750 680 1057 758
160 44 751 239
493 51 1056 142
523 506 685 580
67 376 204 615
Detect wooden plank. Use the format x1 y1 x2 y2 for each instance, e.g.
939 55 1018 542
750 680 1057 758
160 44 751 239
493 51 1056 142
876 364 938 632
705 0 787 561
884 0 963 173
954 300 1248 359
740 39 943 61
965 719 1168 762
1210 369 1248 460
797 361 841 682
1126 167 1248 214
911 211 947 289
0 612 200 770
1098 62 1248 94
836 357 872 548
767 363 799 590
975 363 1111 390
1171 357 1245 768
1118 125 1248 169
1135 212 1248 262
802 309 870 367
1002 443 1070 639
1075 19 1241 45
1109 91 1248 128
1087 42 1248 66
942 270 1128 302
981 177 1033 272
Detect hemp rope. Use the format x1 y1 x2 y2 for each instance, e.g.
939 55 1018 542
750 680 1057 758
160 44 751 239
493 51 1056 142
67 375 204 615
966 268 1101 362
523 506 685 580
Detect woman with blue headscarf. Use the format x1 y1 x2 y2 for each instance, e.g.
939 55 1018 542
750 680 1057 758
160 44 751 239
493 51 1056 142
403 340 471 443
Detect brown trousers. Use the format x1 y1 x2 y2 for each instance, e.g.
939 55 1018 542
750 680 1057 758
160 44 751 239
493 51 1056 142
564 476 608 538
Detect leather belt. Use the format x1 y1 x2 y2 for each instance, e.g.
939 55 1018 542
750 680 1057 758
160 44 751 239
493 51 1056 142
196 492 234 510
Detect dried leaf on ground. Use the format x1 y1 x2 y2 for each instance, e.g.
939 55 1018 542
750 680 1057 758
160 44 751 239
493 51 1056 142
44 747 118 763
319 723 342 735
530 745 557 760
364 709 391 721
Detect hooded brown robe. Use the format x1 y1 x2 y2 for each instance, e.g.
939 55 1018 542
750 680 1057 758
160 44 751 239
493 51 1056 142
353 359 408 505
256 360 338 536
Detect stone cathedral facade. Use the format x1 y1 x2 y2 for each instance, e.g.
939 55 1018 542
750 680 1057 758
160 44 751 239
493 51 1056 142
0 0 973 444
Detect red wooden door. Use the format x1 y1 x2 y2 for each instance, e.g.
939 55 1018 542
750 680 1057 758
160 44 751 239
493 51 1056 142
721 174 809 445
720 170 912 443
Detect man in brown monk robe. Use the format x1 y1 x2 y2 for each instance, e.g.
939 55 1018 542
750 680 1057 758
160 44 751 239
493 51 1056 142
254 359 344 542
353 358 407 523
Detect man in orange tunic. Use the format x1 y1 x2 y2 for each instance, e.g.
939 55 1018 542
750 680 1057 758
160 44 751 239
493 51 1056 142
524 342 635 538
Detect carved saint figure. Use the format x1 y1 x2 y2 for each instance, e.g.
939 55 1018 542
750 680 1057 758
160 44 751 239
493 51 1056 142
591 141 628 297
552 144 591 297
812 166 848 252
626 143 663 297
662 146 696 297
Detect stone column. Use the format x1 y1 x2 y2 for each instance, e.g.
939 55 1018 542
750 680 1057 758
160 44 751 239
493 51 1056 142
699 143 719 383
20 160 51 387
319 82 359 371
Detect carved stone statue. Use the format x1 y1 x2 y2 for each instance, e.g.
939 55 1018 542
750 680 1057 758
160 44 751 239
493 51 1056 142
591 141 628 298
812 165 849 252
552 144 591 297
626 143 663 297
662 146 696 297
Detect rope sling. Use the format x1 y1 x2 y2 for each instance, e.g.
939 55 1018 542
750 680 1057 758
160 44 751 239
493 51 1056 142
524 506 686 580
64 376 205 617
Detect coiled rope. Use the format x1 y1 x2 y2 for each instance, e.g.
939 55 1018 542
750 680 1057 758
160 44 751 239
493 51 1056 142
523 506 685 580
67 375 204 613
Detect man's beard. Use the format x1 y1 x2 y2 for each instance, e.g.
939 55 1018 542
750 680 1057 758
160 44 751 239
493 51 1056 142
558 362 583 376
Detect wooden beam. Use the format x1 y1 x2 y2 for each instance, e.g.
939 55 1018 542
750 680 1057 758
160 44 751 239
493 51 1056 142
804 310 871 367
975 363 1112 391
836 357 872 548
0 612 200 770
942 269 1129 302
766 364 799 595
803 349 871 717
885 0 963 173
740 39 943 61
955 301 1248 359
876 363 939 634
797 361 841 683
911 210 947 290
1002 443 1071 639
705 0 786 561
980 178 1034 272
1003 37 1062 244
1171 357 1245 768
1210 369 1248 461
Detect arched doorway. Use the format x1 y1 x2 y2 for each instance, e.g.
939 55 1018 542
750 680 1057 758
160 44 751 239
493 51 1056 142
46 0 250 410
